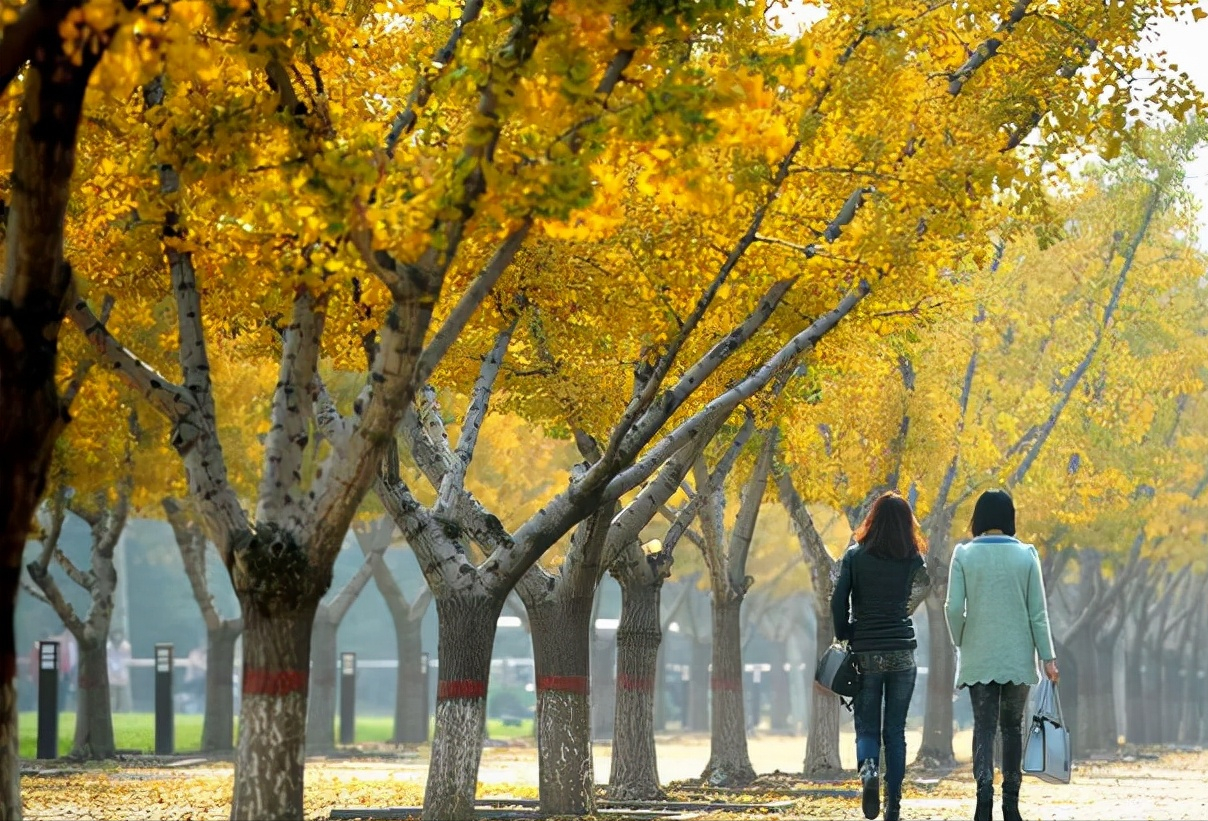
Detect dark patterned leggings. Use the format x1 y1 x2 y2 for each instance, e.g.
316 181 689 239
969 682 1030 794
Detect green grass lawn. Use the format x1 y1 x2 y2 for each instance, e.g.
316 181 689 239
18 712 534 759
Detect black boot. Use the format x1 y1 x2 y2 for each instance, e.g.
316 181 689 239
974 783 993 821
860 759 880 820
883 786 901 821
1002 782 1024 821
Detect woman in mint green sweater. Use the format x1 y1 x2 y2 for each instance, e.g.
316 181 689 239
945 489 1059 821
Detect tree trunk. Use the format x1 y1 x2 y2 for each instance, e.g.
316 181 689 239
1091 635 1120 752
702 595 754 786
307 617 338 752
1143 634 1164 744
1071 636 1097 755
0 675 17 817
1124 626 1146 744
423 596 500 821
529 594 595 815
394 611 427 744
803 599 842 775
230 605 316 821
652 640 668 732
916 594 957 768
1162 647 1181 744
688 637 710 732
203 623 239 753
71 639 115 759
1 40 105 819
609 575 664 800
591 626 617 742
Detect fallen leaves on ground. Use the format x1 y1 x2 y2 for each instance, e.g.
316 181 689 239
20 748 1208 820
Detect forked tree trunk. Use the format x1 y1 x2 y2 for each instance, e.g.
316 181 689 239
702 595 754 786
609 575 664 800
424 596 500 821
71 640 115 759
803 601 843 775
916 594 957 768
203 623 240 752
307 618 338 751
230 605 317 821
529 595 595 815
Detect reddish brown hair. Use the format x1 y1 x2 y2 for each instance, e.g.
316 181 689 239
853 491 928 560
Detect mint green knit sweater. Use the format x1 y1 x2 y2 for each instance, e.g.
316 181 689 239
945 535 1056 688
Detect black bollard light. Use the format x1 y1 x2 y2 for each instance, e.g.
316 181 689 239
339 652 356 745
154 643 174 755
36 641 59 760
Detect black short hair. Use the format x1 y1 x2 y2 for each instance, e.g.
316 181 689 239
971 489 1016 537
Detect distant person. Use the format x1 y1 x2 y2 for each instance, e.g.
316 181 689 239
831 491 931 821
945 489 1059 821
108 633 132 713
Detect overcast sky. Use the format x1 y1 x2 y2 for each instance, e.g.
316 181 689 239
776 4 1208 241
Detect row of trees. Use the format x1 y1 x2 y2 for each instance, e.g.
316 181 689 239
0 0 1205 819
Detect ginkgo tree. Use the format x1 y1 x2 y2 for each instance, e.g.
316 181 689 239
781 121 1208 768
50 0 826 818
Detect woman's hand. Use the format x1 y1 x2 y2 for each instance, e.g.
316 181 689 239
1043 659 1059 684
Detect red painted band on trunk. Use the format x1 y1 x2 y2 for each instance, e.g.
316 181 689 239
616 673 654 692
243 669 308 696
711 676 743 693
437 679 487 700
536 675 589 695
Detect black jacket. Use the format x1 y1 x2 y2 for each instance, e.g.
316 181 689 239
830 544 930 652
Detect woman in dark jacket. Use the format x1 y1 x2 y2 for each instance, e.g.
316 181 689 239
831 491 931 821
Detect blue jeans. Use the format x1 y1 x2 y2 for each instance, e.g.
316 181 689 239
853 666 917 793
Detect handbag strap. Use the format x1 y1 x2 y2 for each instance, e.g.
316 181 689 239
1048 681 1065 726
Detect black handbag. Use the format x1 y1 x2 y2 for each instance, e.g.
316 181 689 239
815 642 860 709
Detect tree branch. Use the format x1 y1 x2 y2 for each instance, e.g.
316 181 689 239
415 221 532 386
1006 187 1159 488
727 428 776 594
385 0 486 158
948 0 1031 95
163 497 223 632
436 320 516 512
257 289 325 527
606 280 871 500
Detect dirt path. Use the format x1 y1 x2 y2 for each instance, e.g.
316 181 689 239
19 737 1208 819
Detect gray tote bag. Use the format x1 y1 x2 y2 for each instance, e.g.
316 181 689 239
1022 678 1071 784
